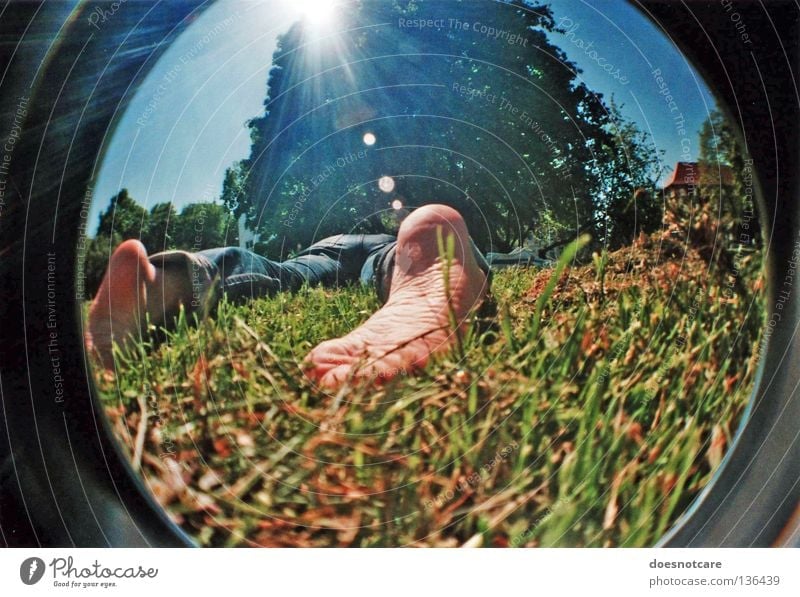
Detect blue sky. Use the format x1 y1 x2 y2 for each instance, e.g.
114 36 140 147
89 0 294 231
546 0 717 178
89 0 718 234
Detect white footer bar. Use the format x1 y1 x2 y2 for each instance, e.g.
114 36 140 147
1 548 798 596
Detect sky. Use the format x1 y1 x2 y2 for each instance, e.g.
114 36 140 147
546 0 717 179
89 0 296 231
89 0 718 234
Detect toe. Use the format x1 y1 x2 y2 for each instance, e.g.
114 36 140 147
318 365 357 388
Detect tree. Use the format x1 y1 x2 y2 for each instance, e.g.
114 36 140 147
223 0 663 258
697 108 759 245
142 202 178 252
173 202 239 251
83 231 122 299
96 188 148 241
592 100 664 249
84 192 239 297
84 189 149 297
220 162 248 220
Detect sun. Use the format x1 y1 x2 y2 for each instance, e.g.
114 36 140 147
293 0 337 27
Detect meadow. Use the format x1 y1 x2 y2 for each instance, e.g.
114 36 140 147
96 232 764 547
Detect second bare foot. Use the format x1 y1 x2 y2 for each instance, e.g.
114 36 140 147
303 204 488 388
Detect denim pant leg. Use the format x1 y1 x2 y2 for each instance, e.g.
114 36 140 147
148 246 288 321
149 239 397 320
149 233 490 323
284 234 398 296
199 236 399 299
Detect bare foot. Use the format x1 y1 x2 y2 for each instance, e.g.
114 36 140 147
86 240 156 369
303 204 488 388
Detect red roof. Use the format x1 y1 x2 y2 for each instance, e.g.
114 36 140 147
663 161 734 189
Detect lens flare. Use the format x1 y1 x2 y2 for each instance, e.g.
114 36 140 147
378 176 395 193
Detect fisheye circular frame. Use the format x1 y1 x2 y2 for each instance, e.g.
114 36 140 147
0 0 797 547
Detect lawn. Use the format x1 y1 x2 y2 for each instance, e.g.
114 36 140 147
96 232 764 547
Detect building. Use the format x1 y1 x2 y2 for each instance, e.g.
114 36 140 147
238 213 260 249
663 161 734 199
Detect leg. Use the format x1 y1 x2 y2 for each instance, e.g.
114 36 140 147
280 233 396 290
303 204 489 388
86 244 275 369
85 237 394 369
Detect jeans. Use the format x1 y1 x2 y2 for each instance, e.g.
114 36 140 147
148 233 491 321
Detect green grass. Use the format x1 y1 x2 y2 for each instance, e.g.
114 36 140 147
96 240 764 547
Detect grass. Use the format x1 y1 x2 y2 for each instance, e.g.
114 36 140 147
95 233 764 547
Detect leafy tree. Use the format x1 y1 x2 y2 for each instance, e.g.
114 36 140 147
220 161 249 224
84 192 239 297
173 202 239 251
142 202 178 252
697 108 760 245
224 0 664 257
96 189 148 240
86 189 149 296
83 231 122 300
657 107 760 291
592 100 664 249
